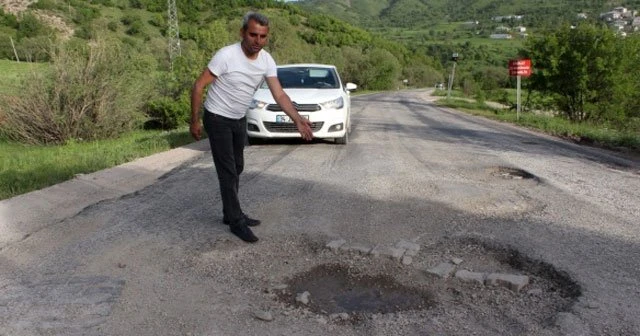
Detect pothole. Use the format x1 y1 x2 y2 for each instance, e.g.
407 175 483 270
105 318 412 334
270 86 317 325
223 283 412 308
489 166 538 180
197 235 582 333
276 263 434 315
453 237 582 300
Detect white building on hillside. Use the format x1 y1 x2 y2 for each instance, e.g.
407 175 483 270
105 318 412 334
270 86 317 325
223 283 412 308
600 11 621 21
491 15 523 22
490 34 512 39
613 7 627 14
633 17 640 31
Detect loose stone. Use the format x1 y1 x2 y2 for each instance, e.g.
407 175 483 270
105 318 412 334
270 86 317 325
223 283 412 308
455 270 486 285
425 262 457 279
296 291 311 305
326 239 347 252
485 273 529 292
254 310 274 322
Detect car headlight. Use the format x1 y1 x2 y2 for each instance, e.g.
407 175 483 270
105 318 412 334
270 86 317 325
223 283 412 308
249 99 268 109
320 97 344 110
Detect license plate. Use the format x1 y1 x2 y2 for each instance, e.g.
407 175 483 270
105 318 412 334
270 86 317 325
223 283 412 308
276 115 308 123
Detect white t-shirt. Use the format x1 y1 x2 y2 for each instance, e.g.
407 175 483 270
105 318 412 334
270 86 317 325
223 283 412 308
203 42 277 119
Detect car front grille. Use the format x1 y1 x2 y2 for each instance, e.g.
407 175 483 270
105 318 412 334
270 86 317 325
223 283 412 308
263 122 324 133
267 103 321 112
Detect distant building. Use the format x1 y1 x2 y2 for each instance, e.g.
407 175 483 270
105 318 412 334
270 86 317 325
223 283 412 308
490 34 513 39
495 25 511 32
577 13 588 19
613 20 627 30
491 15 523 22
613 7 627 14
600 11 621 22
514 26 527 33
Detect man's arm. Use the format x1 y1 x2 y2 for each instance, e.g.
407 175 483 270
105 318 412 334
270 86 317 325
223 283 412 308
190 68 217 140
264 76 313 141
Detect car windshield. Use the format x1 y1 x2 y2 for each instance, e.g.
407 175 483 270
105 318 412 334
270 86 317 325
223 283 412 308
260 67 340 89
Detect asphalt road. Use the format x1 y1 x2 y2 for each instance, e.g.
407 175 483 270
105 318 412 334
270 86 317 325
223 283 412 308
1 89 639 335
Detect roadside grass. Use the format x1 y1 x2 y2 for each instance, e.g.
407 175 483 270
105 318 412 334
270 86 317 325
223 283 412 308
436 97 640 152
0 60 47 95
1 87 370 201
0 128 196 200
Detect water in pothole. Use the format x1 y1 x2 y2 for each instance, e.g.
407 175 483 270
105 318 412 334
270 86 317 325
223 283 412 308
277 264 434 314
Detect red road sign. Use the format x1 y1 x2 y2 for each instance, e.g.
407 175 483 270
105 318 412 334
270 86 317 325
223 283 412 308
509 59 532 77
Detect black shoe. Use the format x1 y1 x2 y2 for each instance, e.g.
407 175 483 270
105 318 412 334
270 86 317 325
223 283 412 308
230 224 259 243
223 215 261 227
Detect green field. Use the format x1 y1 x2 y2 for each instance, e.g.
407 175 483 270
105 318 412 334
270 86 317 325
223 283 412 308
0 59 47 95
0 128 195 200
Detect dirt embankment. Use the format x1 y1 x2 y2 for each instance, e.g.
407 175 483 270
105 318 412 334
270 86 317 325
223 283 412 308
0 0 35 14
1 0 74 39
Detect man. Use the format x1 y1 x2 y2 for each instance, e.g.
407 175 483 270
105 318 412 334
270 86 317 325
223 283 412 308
190 12 313 243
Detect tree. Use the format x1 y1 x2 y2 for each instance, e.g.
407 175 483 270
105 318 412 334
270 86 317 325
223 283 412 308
16 12 52 40
361 48 401 90
525 24 622 122
613 34 640 129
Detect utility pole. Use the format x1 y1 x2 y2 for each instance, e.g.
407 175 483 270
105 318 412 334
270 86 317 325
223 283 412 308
167 0 181 71
447 52 459 99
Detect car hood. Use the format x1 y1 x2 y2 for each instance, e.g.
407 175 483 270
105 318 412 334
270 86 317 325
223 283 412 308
253 88 343 104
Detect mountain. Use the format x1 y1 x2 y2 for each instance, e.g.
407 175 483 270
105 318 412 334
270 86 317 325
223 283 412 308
294 0 640 28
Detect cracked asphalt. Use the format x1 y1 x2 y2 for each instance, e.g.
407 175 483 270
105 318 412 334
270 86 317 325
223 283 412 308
1 89 639 335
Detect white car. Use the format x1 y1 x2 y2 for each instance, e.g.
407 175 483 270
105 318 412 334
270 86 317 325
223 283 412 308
246 64 357 144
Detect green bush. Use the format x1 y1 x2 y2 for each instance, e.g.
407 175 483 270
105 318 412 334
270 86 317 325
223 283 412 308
0 32 17 60
144 96 189 130
120 35 140 48
16 13 52 40
0 8 18 28
120 14 139 26
73 7 100 25
28 0 60 10
107 21 119 32
125 21 144 36
148 13 164 27
16 36 52 62
129 0 144 9
475 89 486 104
0 38 152 144
91 0 115 6
74 25 94 39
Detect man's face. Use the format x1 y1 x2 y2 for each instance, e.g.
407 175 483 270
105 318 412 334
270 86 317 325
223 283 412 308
241 19 269 56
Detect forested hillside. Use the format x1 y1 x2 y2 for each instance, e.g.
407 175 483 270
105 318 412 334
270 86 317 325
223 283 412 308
0 0 638 147
0 0 445 145
296 0 640 28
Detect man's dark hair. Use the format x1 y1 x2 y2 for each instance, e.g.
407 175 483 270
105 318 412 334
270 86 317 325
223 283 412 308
242 11 269 30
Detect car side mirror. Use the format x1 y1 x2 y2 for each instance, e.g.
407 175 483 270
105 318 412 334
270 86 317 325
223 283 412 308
345 83 357 91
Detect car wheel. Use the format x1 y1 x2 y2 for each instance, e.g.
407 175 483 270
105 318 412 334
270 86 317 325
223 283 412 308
247 136 261 146
335 131 348 145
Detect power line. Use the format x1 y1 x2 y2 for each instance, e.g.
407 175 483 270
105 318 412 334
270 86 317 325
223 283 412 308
167 0 181 71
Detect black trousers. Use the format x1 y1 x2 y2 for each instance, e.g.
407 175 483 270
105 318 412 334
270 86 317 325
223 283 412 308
203 111 246 224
